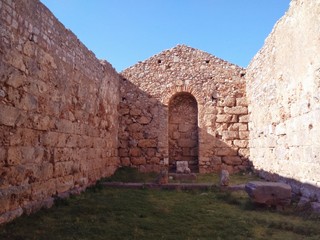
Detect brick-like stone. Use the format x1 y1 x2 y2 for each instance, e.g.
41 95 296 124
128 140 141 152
228 123 248 131
215 147 238 156
233 140 248 148
121 157 131 166
137 138 157 148
219 97 236 107
239 131 249 140
131 157 146 165
138 116 151 125
238 148 249 158
239 115 249 123
216 114 232 123
0 105 19 127
7 147 21 166
129 147 141 157
55 175 74 193
128 123 142 132
130 108 142 116
236 97 248 106
224 106 248 115
0 148 7 166
222 131 239 140
222 156 242 165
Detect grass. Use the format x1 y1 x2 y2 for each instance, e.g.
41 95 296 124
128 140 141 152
105 166 260 185
103 167 158 183
1 168 320 240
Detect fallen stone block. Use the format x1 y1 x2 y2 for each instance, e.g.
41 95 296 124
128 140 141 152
245 181 291 208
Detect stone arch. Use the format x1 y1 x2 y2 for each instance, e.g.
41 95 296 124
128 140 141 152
162 85 205 106
168 92 199 172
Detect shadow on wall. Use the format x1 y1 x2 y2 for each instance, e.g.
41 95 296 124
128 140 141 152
118 77 251 174
198 127 251 174
118 78 168 173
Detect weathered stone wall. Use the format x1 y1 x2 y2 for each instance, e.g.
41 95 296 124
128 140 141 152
119 45 249 173
247 0 320 201
0 0 120 223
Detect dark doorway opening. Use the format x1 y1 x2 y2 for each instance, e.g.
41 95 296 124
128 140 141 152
168 92 199 172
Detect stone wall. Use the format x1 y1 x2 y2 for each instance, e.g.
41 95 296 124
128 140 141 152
0 0 120 223
119 45 249 174
246 0 320 201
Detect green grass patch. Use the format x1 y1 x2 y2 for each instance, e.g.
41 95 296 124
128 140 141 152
104 166 260 185
195 171 260 185
104 167 158 183
1 187 320 240
1 169 319 239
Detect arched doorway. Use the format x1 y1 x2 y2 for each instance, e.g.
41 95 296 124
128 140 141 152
168 92 199 172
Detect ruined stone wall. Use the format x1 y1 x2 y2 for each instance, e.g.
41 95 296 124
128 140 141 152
120 45 249 173
247 0 320 200
0 0 120 223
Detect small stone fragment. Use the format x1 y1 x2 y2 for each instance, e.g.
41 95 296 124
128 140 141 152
220 169 230 186
155 169 168 184
0 89 6 97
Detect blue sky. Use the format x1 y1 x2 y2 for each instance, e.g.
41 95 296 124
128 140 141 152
40 0 291 71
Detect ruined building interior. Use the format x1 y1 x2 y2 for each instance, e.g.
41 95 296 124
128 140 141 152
1 0 320 223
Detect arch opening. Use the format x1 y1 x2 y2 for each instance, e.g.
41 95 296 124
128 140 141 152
168 92 199 173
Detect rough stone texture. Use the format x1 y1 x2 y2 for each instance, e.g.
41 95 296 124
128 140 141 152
0 0 120 224
246 0 320 202
245 181 292 208
119 45 249 174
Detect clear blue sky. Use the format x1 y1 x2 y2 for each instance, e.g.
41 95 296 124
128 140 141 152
40 0 291 72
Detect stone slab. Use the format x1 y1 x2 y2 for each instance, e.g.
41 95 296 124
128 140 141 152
245 181 291 207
